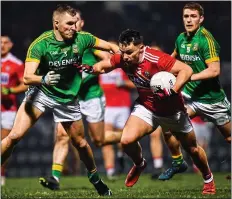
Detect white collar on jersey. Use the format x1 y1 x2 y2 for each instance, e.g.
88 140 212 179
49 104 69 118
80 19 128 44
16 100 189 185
138 46 147 64
1 52 13 62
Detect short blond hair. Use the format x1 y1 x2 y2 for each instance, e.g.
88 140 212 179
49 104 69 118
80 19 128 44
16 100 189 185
53 4 77 21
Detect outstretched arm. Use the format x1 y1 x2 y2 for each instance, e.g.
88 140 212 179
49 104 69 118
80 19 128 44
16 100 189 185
94 38 119 54
92 59 116 74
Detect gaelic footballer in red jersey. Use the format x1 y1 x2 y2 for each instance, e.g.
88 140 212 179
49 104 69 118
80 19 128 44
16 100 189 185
1 35 28 186
99 67 134 179
81 29 215 194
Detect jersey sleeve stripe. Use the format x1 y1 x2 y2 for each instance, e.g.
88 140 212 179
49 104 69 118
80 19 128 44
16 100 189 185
94 37 100 47
204 29 217 57
202 29 217 58
25 58 40 63
202 29 214 57
26 32 53 59
205 57 220 64
93 49 101 55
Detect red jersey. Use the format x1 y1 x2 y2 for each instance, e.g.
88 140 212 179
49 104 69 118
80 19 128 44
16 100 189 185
99 68 131 107
110 46 186 116
1 53 24 111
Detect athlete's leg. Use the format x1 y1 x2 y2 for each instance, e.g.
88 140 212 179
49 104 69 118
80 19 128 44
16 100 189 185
62 119 111 196
88 121 105 147
149 126 164 179
216 121 231 144
104 130 122 145
80 97 105 147
1 102 43 164
121 115 154 187
175 130 211 176
116 141 124 174
62 120 95 173
159 105 196 180
52 123 70 181
39 123 78 190
121 115 153 165
192 120 213 173
1 128 11 186
102 123 116 179
174 130 215 194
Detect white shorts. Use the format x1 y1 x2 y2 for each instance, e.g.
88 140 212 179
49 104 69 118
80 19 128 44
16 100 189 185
192 121 213 146
131 102 193 133
104 106 130 129
23 86 82 122
79 96 105 123
182 93 231 126
1 111 17 130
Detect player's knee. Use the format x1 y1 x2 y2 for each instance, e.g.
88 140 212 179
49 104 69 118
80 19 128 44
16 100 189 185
56 132 69 144
71 136 87 148
189 146 199 156
93 139 103 147
6 132 21 147
120 137 133 146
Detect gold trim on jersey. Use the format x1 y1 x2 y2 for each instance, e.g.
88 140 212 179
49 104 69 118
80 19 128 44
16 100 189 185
93 49 101 55
26 31 53 59
201 29 217 58
94 37 100 47
25 58 40 63
205 57 220 64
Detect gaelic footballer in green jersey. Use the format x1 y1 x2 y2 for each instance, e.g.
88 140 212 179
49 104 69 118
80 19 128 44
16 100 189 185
174 26 225 104
38 9 116 191
26 30 97 103
159 3 230 191
172 3 231 128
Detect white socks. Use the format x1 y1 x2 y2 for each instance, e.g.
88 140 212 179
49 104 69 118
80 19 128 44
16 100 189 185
204 173 213 183
107 168 115 176
153 158 163 169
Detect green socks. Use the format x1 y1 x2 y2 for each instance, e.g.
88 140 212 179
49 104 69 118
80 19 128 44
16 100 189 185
172 154 184 167
88 170 101 184
52 163 63 182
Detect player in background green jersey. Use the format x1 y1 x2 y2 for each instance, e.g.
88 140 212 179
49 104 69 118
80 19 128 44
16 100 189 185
39 9 111 190
1 4 119 196
158 3 231 193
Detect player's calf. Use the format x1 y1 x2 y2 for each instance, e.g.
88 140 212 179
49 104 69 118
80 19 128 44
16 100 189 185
5 132 21 148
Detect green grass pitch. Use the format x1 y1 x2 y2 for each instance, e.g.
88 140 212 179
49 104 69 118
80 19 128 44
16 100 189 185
2 173 231 198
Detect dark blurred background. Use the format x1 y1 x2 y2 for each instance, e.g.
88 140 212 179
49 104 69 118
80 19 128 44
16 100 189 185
1 1 231 177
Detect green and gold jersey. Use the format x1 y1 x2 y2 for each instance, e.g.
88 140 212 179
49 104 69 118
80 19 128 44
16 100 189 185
78 49 103 101
174 26 226 104
26 30 97 103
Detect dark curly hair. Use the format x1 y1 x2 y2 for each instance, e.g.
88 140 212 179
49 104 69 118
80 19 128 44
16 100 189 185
119 29 143 46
